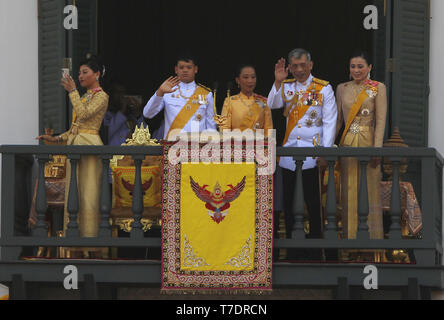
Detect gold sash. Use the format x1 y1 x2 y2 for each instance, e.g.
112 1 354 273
282 82 324 146
339 89 369 146
239 100 263 131
166 86 209 139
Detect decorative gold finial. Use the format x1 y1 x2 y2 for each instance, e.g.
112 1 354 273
383 127 409 179
213 85 227 128
110 123 160 167
124 123 159 146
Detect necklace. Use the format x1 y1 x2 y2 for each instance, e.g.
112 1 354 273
239 94 255 108
239 94 256 117
178 84 195 99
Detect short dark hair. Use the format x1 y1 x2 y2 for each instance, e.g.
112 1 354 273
80 54 106 79
176 54 197 66
349 50 372 66
235 64 256 78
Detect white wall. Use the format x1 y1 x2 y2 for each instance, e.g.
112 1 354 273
430 0 444 252
0 0 39 236
430 1 444 154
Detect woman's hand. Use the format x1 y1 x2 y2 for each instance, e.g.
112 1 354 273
61 74 77 93
36 135 59 143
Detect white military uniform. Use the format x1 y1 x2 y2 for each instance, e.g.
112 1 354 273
143 81 217 139
268 74 337 171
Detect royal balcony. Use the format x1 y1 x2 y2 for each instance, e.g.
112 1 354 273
0 143 443 299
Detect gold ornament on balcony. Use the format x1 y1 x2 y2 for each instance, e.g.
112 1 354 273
125 123 160 146
383 127 409 180
110 124 160 167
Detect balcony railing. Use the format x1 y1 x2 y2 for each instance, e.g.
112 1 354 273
0 144 443 299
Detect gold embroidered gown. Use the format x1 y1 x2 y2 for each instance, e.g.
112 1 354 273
336 80 387 239
219 93 273 134
60 88 109 237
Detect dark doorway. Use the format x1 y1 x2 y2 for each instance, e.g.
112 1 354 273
98 0 379 141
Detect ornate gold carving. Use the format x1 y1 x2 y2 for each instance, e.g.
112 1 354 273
183 235 210 268
383 127 409 179
110 124 159 167
124 123 159 146
224 236 252 268
111 217 161 233
44 155 67 178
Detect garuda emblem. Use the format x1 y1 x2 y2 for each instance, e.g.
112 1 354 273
122 177 153 196
190 176 246 224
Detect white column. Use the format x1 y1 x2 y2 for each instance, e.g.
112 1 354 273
0 0 39 243
429 0 444 261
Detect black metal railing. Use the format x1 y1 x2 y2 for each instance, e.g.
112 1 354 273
0 144 443 294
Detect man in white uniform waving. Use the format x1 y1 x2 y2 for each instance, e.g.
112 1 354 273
143 55 217 140
268 48 337 245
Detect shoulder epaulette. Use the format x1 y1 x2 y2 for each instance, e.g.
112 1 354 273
283 79 296 84
254 93 267 102
312 78 330 86
198 83 212 93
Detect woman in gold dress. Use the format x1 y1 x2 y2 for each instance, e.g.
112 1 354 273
37 56 109 239
336 51 387 239
219 64 273 134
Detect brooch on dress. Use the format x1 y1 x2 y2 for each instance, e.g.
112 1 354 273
364 79 379 98
361 108 370 116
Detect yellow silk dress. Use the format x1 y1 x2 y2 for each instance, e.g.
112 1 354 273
336 80 387 239
60 88 109 237
219 93 273 134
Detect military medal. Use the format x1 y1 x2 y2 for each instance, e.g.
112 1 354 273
305 119 313 128
366 89 376 98
198 94 207 105
361 108 370 116
186 105 191 111
315 118 323 127
195 114 202 121
310 110 318 119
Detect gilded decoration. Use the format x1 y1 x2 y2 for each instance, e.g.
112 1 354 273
224 235 252 268
183 235 210 268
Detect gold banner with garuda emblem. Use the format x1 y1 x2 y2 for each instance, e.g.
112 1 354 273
161 142 273 294
181 163 255 271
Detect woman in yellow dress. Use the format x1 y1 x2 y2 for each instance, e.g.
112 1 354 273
336 51 387 240
37 56 109 239
219 64 273 134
